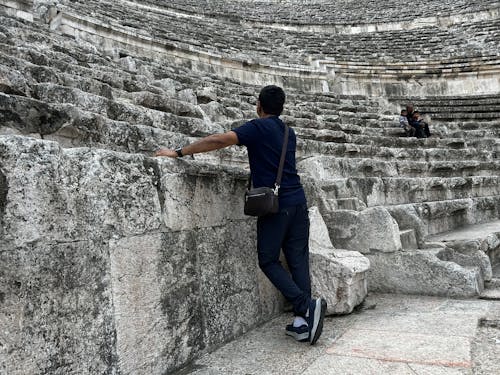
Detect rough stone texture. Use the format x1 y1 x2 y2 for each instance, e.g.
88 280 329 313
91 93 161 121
323 207 402 254
0 135 281 374
185 294 499 375
427 221 500 266
437 246 493 282
366 249 483 297
308 207 370 315
387 205 428 247
1 1 500 373
0 240 116 375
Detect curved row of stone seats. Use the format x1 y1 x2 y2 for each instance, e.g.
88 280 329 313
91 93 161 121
0 13 253 134
54 0 500 72
4 10 457 165
389 94 500 139
55 0 309 66
330 54 500 79
298 139 496 163
392 94 500 123
298 156 500 179
144 0 500 25
323 21 500 63
1 3 496 258
3 28 496 169
309 175 500 208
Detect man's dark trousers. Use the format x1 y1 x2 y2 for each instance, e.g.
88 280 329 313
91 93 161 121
257 203 311 317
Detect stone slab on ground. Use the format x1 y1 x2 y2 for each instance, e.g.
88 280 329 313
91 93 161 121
366 249 483 297
180 294 499 375
308 206 370 315
480 288 500 300
427 221 500 242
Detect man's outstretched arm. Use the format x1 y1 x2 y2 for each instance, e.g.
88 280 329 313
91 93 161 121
155 131 239 158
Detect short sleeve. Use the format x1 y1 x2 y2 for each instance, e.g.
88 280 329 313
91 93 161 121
232 120 259 146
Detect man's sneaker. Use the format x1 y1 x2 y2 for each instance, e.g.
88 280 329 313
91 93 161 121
285 324 309 342
307 298 327 345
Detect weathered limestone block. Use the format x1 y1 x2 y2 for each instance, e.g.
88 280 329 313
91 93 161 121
177 88 198 105
0 135 283 374
130 91 204 118
297 155 399 179
0 136 163 245
158 160 248 231
324 207 402 253
118 56 137 72
196 86 218 103
367 249 483 297
151 77 178 97
0 93 71 135
0 65 30 96
199 101 244 124
308 207 370 315
437 246 492 282
109 232 203 375
387 204 427 247
0 240 116 375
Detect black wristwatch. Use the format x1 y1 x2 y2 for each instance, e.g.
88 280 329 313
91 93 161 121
175 147 184 157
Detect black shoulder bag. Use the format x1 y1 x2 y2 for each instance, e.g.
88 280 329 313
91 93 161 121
244 124 289 217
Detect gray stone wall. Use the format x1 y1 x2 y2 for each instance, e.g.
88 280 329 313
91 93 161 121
0 136 282 374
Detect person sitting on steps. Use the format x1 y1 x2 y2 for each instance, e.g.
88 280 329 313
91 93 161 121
400 109 416 137
410 111 431 138
155 85 327 345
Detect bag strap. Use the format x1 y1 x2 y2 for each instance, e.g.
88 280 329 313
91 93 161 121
247 122 289 193
275 124 289 188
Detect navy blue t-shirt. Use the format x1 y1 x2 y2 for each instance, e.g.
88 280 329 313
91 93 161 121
233 116 306 208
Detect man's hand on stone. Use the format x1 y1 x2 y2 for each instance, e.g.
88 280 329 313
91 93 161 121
155 149 178 158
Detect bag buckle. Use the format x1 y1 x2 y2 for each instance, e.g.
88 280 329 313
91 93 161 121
273 184 280 196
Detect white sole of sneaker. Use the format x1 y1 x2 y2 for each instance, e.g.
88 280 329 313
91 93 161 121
285 330 309 341
310 298 327 345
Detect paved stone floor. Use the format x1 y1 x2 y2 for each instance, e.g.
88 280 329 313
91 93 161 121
178 294 500 375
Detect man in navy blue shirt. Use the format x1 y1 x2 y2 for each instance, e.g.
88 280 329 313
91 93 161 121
156 85 327 345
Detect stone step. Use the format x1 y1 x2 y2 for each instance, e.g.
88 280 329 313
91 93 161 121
298 155 500 179
298 139 496 162
298 137 498 161
392 94 500 107
307 176 500 208
321 197 367 211
386 197 500 237
367 248 485 297
480 278 500 300
128 0 500 26
400 229 418 249
426 221 500 247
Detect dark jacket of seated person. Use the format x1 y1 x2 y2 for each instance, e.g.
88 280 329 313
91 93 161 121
410 111 431 138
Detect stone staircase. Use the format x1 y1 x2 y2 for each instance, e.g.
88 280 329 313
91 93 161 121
140 0 500 25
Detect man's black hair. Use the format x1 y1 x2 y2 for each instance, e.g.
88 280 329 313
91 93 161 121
258 85 286 116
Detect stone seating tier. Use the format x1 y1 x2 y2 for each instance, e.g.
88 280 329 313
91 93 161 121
55 0 500 69
138 0 500 25
3 15 498 162
392 94 500 122
11 13 484 152
310 175 500 209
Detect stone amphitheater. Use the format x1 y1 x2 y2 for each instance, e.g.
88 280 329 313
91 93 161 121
0 0 499 374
